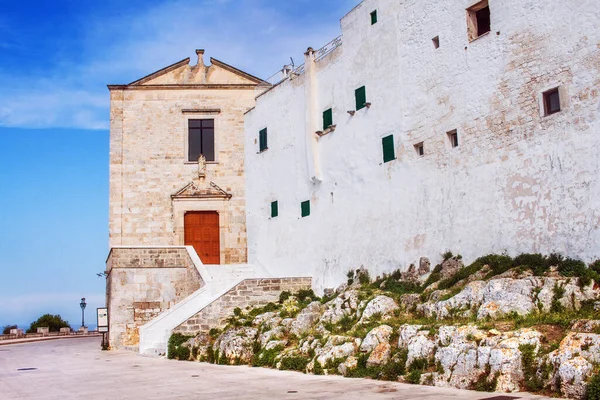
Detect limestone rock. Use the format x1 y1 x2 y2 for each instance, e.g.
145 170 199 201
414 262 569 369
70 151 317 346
419 257 431 276
570 319 600 333
265 340 287 350
398 293 421 310
253 312 281 330
213 327 258 365
359 295 399 323
557 356 593 399
406 333 436 365
360 325 393 353
315 336 357 367
367 342 391 367
440 257 463 280
338 355 358 376
398 324 422 348
290 301 322 336
320 290 359 324
259 326 285 347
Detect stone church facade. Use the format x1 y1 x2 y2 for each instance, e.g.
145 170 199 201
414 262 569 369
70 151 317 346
106 0 599 353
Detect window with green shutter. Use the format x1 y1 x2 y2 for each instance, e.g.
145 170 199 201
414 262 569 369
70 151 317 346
355 86 366 110
259 128 268 152
271 201 278 218
370 10 378 25
382 135 395 163
301 200 310 218
323 108 333 130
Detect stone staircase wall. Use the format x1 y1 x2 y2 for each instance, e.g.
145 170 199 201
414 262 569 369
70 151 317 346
106 246 204 349
173 277 311 335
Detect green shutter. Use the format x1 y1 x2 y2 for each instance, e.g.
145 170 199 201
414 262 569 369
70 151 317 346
382 135 395 163
271 201 278 218
370 10 377 25
301 200 310 217
355 86 366 110
323 108 333 130
259 128 268 152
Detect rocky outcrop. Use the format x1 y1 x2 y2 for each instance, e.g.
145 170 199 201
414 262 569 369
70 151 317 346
359 295 398 322
320 290 359 324
212 327 258 364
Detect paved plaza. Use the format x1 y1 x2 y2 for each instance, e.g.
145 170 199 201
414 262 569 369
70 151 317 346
0 337 560 400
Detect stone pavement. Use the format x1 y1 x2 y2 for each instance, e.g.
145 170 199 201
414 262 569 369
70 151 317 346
0 337 561 400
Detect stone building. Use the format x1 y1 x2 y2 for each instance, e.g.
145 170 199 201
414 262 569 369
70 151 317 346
244 0 600 291
106 51 312 352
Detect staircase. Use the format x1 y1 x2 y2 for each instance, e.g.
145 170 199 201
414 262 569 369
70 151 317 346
138 264 268 356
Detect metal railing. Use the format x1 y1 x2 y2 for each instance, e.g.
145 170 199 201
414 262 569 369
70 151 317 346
262 35 343 86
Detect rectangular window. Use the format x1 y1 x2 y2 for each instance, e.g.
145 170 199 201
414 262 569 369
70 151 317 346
355 86 367 111
370 10 378 25
271 201 278 218
543 88 561 116
415 142 424 156
382 135 395 163
301 200 310 218
467 0 490 41
432 36 440 49
447 130 459 148
259 128 268 152
323 108 333 130
188 119 215 162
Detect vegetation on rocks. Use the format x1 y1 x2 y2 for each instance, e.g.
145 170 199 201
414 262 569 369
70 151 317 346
170 252 600 399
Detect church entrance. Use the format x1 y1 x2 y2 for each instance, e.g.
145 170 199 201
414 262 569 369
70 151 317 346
184 211 220 265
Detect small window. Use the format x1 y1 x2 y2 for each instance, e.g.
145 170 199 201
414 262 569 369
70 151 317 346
301 200 310 218
447 130 459 148
323 108 333 130
355 86 367 111
543 88 561 116
271 201 278 218
382 135 395 163
432 36 440 49
188 119 215 162
415 142 424 156
259 128 268 152
467 0 491 41
370 10 378 25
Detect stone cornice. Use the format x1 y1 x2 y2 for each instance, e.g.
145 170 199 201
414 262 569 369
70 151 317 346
107 84 258 91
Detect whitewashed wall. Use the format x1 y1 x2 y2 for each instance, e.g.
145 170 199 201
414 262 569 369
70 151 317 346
245 0 600 292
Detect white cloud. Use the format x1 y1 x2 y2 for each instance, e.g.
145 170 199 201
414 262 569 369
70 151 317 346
0 0 354 130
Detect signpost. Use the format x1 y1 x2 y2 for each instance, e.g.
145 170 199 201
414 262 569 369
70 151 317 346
97 307 109 349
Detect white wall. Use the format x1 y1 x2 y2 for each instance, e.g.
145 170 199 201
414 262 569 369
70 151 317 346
245 0 600 292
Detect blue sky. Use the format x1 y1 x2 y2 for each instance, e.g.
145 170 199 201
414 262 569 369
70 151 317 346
0 0 358 329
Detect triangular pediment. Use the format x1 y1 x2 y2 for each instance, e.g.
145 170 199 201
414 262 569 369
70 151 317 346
126 52 265 86
171 181 232 200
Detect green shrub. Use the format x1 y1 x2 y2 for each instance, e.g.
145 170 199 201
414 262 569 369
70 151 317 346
590 260 600 275
279 291 292 304
26 314 70 333
406 369 422 384
279 356 309 371
423 264 442 288
253 346 283 367
551 283 566 313
167 333 193 360
442 251 454 261
473 368 499 392
2 325 17 334
513 253 550 276
233 307 243 317
558 258 587 278
357 269 371 285
587 373 600 400
248 302 278 317
520 343 545 392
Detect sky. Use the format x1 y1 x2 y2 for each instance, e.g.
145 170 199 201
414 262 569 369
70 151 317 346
0 0 359 329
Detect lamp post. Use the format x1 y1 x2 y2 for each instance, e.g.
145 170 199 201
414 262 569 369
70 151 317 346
80 297 86 328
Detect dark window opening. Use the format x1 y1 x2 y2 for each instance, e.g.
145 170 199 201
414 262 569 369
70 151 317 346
467 0 490 41
382 135 395 163
432 36 440 49
301 200 310 218
355 86 367 110
543 88 561 116
271 201 278 218
259 128 268 152
323 108 333 130
415 142 424 156
188 119 215 162
447 130 459 148
370 10 378 25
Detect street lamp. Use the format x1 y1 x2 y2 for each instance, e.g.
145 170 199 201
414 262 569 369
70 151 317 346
80 297 86 328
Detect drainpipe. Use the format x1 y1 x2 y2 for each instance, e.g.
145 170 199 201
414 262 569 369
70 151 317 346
304 47 321 183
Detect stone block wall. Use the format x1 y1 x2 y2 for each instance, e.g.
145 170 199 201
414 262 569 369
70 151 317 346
173 277 312 335
106 247 204 349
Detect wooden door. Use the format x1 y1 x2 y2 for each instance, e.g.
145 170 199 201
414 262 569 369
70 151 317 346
184 211 220 265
